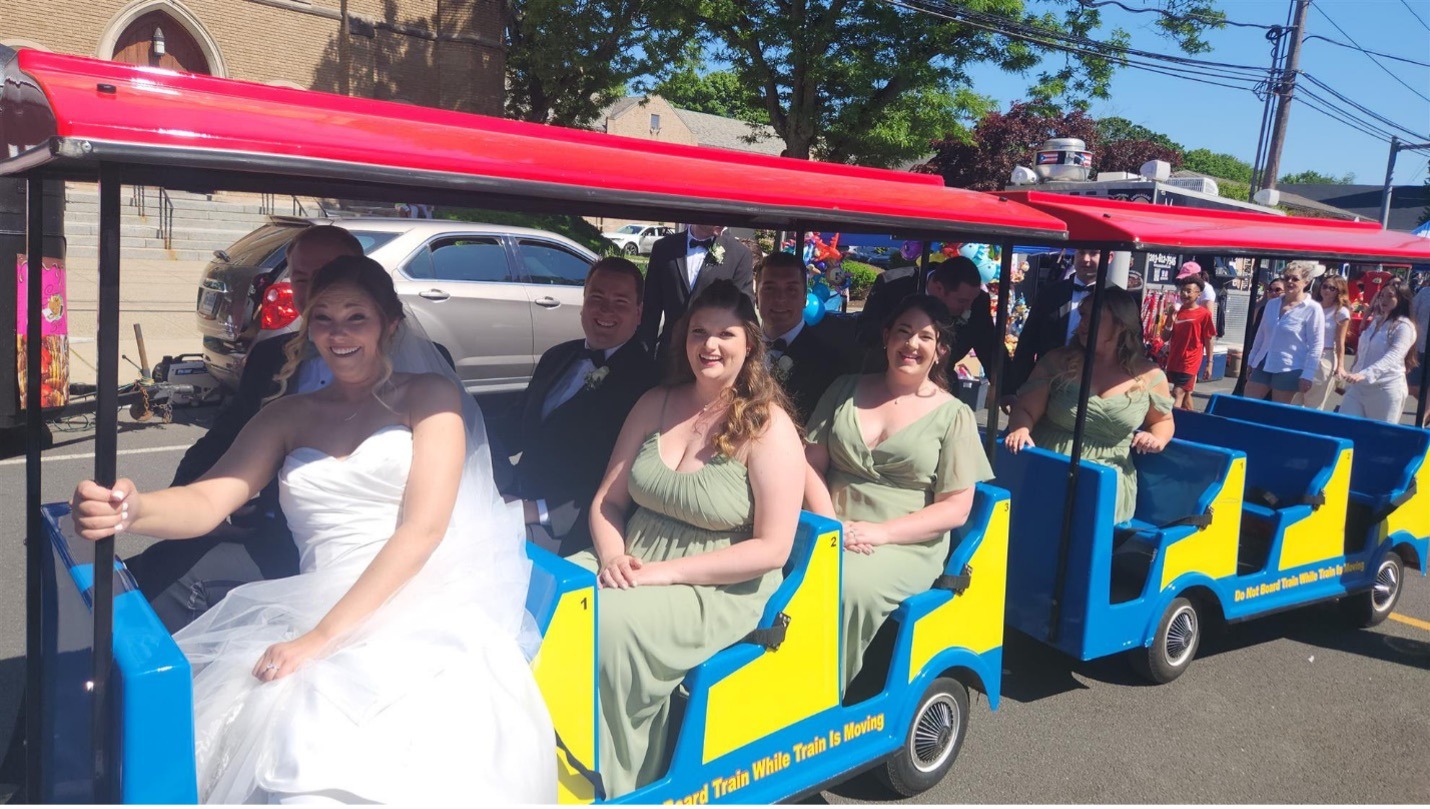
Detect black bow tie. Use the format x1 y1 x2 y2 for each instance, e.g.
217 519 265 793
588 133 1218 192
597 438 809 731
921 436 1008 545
769 338 789 353
583 347 607 368
690 237 715 249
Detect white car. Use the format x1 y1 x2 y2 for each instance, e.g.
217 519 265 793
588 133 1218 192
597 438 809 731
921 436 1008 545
601 223 674 256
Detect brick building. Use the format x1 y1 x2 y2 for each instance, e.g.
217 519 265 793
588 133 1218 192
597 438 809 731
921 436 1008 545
0 0 505 114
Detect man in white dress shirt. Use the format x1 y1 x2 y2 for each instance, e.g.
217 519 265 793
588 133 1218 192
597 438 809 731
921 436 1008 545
638 224 755 364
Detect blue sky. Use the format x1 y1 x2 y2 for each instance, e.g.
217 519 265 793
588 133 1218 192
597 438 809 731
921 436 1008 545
963 0 1430 185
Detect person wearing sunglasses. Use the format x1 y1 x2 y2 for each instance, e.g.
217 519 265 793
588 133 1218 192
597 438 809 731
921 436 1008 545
1244 261 1325 403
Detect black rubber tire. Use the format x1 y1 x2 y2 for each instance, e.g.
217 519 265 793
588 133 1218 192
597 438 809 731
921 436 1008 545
622 242 639 255
1340 551 1404 628
1129 596 1200 684
877 677 969 798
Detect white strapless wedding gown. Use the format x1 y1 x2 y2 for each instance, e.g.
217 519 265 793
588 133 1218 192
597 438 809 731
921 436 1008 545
172 425 557 804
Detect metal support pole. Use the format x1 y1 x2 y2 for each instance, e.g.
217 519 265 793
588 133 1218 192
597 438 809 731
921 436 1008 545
1417 309 1430 427
91 165 121 802
1379 137 1401 229
1234 258 1264 397
23 176 45 801
984 243 1015 467
917 243 931 295
1048 249 1110 644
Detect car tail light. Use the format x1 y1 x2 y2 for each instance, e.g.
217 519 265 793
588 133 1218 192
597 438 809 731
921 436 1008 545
259 281 299 330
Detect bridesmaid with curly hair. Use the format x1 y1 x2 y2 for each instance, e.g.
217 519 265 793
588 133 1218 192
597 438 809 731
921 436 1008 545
573 280 805 796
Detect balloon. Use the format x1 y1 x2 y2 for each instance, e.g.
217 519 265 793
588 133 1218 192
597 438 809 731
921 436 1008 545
803 291 827 326
900 241 922 261
977 257 999 284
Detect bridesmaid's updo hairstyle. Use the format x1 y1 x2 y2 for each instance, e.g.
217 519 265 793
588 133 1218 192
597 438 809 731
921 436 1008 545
269 255 406 403
881 294 955 391
666 279 792 458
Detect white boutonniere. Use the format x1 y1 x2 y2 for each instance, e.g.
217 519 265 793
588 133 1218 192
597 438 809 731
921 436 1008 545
773 354 794 382
584 366 610 390
953 310 972 328
705 242 725 268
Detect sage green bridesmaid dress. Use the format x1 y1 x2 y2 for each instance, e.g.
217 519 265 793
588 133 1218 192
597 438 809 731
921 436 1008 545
569 424 779 797
1020 367 1174 523
806 374 994 689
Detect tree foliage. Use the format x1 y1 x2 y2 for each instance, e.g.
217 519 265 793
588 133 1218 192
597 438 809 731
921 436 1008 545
650 66 766 123
505 0 692 127
1181 148 1254 184
1095 117 1183 152
665 0 1224 167
1279 169 1356 185
922 102 1181 190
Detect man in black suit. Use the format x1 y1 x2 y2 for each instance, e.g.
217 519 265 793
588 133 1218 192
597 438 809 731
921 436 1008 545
756 252 853 425
926 257 1001 372
125 224 364 632
1002 248 1102 403
855 255 920 350
496 257 659 557
638 224 754 363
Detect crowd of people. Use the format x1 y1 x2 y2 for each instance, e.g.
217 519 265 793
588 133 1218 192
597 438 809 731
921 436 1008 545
48 221 1425 802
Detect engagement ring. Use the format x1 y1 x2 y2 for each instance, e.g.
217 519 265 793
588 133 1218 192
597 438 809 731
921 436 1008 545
263 664 278 671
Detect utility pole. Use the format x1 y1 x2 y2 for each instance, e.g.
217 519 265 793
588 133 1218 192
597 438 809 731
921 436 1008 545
1379 137 1430 228
1261 0 1311 192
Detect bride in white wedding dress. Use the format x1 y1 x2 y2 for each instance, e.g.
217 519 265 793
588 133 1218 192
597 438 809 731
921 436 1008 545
71 256 556 804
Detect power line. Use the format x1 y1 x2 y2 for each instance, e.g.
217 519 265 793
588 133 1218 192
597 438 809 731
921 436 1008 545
1073 0 1277 31
1299 73 1430 142
1399 0 1430 32
1310 3 1430 104
1303 35 1430 69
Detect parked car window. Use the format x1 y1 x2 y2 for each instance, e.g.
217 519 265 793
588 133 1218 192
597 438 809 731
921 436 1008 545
517 240 590 286
273 229 398 273
404 237 512 283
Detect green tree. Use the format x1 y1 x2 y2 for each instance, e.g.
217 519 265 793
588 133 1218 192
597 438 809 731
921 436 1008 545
1181 148 1254 184
505 0 693 126
1095 117 1183 152
650 66 766 123
1279 169 1356 185
670 0 1225 167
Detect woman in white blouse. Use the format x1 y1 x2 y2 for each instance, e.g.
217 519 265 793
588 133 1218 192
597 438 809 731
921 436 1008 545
1245 261 1325 404
1301 274 1351 410
1339 283 1418 423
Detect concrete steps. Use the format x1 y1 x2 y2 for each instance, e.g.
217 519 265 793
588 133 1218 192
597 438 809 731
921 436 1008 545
61 182 325 261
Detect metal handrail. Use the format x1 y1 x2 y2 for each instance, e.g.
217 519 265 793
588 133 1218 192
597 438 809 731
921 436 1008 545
157 187 175 250
130 184 146 217
260 191 275 215
292 196 308 217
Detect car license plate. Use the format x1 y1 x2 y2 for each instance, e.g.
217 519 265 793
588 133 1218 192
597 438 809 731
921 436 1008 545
199 289 221 319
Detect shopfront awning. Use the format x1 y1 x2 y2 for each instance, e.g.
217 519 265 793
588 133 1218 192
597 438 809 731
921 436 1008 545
1002 191 1430 264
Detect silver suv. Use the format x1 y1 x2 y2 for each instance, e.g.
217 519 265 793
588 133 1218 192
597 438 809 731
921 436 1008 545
196 217 600 395
600 223 673 256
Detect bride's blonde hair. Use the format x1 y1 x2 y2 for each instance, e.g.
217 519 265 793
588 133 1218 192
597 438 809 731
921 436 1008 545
266 256 406 405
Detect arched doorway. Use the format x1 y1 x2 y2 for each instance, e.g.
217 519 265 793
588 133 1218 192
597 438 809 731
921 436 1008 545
110 10 210 74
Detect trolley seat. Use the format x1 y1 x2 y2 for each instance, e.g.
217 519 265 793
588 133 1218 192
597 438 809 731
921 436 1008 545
1205 394 1430 570
1172 409 1351 575
998 439 1242 661
37 503 198 805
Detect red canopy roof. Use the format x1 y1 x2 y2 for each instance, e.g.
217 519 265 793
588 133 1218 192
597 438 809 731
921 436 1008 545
1002 191 1430 263
0 49 1067 241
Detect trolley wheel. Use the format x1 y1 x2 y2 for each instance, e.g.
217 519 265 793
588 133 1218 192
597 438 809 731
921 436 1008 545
1130 596 1200 684
1340 551 1404 628
877 677 969 797
622 242 639 256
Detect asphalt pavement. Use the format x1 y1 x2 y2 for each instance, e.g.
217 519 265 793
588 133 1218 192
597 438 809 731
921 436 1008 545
1 385 1428 804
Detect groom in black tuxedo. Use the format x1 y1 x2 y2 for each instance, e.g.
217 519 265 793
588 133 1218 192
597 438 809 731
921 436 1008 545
1003 248 1102 402
125 225 366 632
638 224 754 363
495 257 659 557
756 252 854 425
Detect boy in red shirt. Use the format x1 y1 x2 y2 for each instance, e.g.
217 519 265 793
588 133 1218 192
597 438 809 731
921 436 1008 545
1162 275 1216 409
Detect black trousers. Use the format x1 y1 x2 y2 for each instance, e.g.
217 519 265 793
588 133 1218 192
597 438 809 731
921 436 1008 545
124 516 299 635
